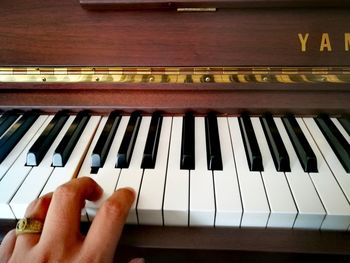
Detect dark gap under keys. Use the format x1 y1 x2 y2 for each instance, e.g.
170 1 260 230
91 111 121 170
238 113 263 171
282 115 317 173
315 114 350 173
260 113 290 172
0 110 40 164
338 115 350 136
0 110 20 138
141 112 163 169
205 112 223 170
27 111 69 166
181 112 195 170
52 111 91 167
116 111 142 168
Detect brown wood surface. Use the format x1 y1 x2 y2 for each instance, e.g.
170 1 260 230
80 0 350 10
0 82 349 115
0 0 349 66
2 221 350 257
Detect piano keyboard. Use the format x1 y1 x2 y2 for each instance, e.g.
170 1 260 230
0 110 349 231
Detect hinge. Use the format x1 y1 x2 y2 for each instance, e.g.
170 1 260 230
177 7 216 12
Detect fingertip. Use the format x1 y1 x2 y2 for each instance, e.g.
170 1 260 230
116 187 136 203
0 229 16 261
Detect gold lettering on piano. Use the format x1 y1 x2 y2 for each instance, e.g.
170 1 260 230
320 33 332 52
298 33 309 52
298 33 350 52
345 33 350 51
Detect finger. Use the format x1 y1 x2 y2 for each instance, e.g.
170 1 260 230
83 187 135 261
0 229 17 262
40 177 103 244
15 192 53 248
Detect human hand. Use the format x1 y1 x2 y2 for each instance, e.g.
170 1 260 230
0 177 142 263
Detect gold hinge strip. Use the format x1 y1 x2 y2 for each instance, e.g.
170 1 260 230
0 66 349 84
177 8 216 12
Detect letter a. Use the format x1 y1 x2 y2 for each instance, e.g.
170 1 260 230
320 33 332 51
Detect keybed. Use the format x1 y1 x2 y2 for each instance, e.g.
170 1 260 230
0 110 349 231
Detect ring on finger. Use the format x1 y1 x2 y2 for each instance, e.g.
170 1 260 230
16 217 44 236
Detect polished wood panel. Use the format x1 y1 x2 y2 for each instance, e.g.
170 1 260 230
81 0 350 10
0 0 349 66
0 83 349 115
2 221 350 256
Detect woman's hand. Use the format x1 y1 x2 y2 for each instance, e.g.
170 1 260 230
0 177 140 262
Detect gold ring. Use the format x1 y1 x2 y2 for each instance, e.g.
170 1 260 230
16 218 44 236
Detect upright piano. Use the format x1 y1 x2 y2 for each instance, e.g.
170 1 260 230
0 0 350 261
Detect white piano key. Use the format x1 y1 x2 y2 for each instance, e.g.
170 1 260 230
274 118 325 229
228 117 270 227
137 117 172 225
189 117 215 226
0 115 46 180
298 118 350 231
0 115 50 219
40 116 100 196
81 116 129 221
331 118 350 144
116 116 151 224
252 118 297 228
163 117 189 226
213 117 242 227
9 116 75 219
303 118 350 203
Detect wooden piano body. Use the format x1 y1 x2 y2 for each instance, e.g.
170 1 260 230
0 0 350 261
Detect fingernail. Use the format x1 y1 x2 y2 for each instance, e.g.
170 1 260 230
123 187 136 196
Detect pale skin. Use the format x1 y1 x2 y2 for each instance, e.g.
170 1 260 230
0 177 142 263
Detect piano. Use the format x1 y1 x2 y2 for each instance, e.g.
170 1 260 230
1 0 350 261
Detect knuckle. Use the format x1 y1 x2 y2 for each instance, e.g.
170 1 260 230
54 183 76 200
101 199 126 220
80 176 95 185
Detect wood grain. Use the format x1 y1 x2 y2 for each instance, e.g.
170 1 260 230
80 0 350 10
0 0 349 66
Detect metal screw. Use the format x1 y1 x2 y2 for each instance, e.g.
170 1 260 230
204 76 211 82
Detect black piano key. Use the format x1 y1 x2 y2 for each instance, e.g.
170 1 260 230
0 110 20 137
91 111 121 168
238 113 263 171
26 111 69 166
116 111 142 168
338 115 350 136
53 111 91 167
260 113 290 172
315 114 350 173
282 115 317 173
205 112 223 170
0 110 40 163
141 112 163 169
181 112 195 170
